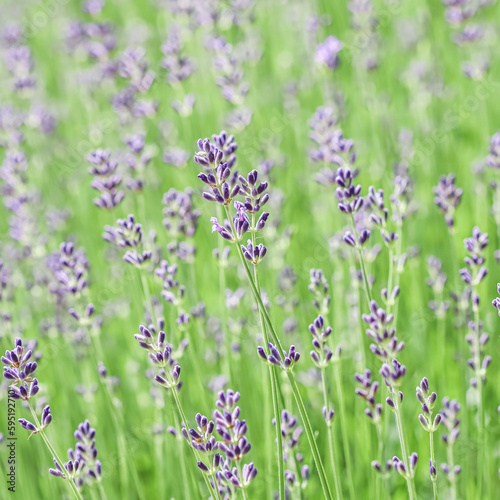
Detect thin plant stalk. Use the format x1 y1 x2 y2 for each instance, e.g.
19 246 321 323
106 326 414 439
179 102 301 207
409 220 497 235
28 402 84 500
250 213 285 500
225 206 333 500
320 367 342 499
332 362 355 500
429 430 438 500
471 288 484 499
349 214 373 304
390 388 417 500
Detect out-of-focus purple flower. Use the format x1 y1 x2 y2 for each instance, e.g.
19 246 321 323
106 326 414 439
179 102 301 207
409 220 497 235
362 300 405 360
492 283 500 316
354 369 382 423
315 36 343 70
486 131 500 169
459 226 488 285
433 174 462 229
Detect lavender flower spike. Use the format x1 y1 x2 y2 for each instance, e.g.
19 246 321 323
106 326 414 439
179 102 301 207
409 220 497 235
491 283 500 316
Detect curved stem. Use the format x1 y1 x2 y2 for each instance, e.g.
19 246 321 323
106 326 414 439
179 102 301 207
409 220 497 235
350 214 373 304
391 389 416 500
223 206 332 499
28 402 83 500
251 214 285 500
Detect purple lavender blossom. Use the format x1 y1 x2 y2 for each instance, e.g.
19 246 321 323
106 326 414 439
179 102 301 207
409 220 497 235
354 370 382 423
315 36 343 70
433 174 463 229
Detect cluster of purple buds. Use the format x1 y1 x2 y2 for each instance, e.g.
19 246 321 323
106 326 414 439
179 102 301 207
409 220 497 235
486 131 500 169
354 369 382 423
416 378 441 481
459 226 488 286
315 36 343 70
465 320 491 386
118 47 155 94
273 410 303 460
335 167 363 214
213 48 250 106
54 242 89 296
65 20 116 64
68 302 95 322
362 300 405 361
134 325 181 389
111 46 158 122
184 413 218 459
124 134 153 191
238 169 269 214
50 420 102 486
442 0 490 79
257 343 300 372
343 227 371 248
162 188 201 240
308 268 331 314
195 135 240 206
2 28 36 93
433 174 462 229
154 260 186 315
380 358 406 392
3 338 52 438
426 256 449 319
104 215 151 269
371 460 393 477
308 315 340 368
492 283 500 316
392 453 418 481
241 240 267 264
440 397 462 480
211 390 258 492
87 149 124 209
103 214 142 247
161 26 195 85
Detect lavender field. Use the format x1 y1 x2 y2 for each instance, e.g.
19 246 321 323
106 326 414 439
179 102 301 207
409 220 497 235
1 0 500 499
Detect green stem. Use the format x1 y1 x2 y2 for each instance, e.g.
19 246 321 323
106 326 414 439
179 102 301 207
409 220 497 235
251 214 285 500
391 389 416 500
471 290 484 499
332 362 355 500
224 206 332 499
28 402 83 500
446 445 457 500
236 461 249 500
430 431 438 500
320 368 342 500
350 214 373 304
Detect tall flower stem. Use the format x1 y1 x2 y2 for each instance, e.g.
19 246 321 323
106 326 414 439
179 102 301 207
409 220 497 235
236 461 249 500
429 430 438 500
250 214 285 500
332 362 355 500
471 288 484 499
375 421 391 500
349 214 373 304
224 207 333 499
390 388 416 500
446 446 458 500
27 402 83 500
320 367 342 499
216 204 232 379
